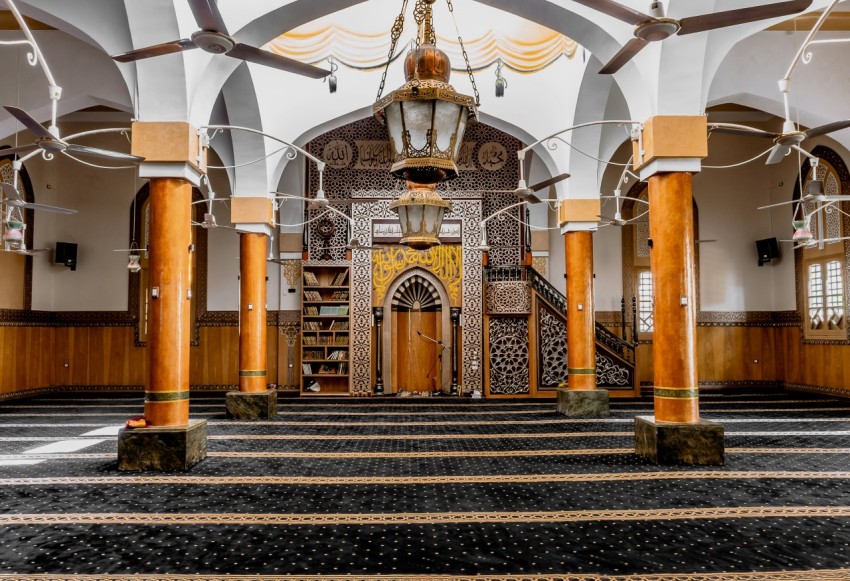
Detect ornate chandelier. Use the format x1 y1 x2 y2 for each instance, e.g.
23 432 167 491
374 0 478 249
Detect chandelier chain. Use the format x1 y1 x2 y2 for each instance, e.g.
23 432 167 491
446 0 479 106
413 0 436 48
376 0 410 102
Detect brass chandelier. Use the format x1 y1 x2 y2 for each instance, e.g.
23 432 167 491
374 0 479 249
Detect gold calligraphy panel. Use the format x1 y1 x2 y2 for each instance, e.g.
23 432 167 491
372 245 463 307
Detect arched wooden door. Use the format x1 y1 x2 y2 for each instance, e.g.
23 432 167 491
391 276 444 393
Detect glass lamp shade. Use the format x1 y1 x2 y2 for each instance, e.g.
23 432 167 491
388 186 453 250
374 44 477 184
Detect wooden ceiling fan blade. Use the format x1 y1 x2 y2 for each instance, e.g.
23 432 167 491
528 173 570 192
765 144 791 165
4 106 54 140
188 0 230 34
568 0 651 25
229 43 330 79
515 189 541 204
678 0 812 35
65 144 144 163
805 120 850 139
111 39 197 63
599 38 648 74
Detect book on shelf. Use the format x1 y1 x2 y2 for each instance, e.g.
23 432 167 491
302 363 313 374
317 363 334 374
333 336 348 346
303 321 321 331
304 291 323 301
317 305 349 316
330 320 349 331
303 271 320 286
338 362 348 375
330 290 349 300
304 349 324 360
330 271 348 286
328 350 348 361
304 306 319 316
303 335 317 345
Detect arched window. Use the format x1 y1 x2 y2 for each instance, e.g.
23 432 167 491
128 184 207 345
795 146 849 342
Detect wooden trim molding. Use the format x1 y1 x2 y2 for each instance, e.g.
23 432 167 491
597 310 800 328
784 382 850 398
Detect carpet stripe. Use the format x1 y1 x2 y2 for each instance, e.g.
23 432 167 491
0 571 848 580
4 506 850 525
2 471 850 486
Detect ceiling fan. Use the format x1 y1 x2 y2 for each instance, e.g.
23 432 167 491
578 0 813 74
711 118 850 165
599 191 649 227
0 182 76 214
111 0 330 79
1 106 143 163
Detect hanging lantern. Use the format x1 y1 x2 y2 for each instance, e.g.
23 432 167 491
3 220 24 251
389 182 452 250
373 0 478 185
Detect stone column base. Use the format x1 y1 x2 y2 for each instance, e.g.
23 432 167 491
226 388 278 419
117 419 207 471
635 415 725 465
556 388 610 417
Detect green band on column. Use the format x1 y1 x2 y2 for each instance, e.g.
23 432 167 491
654 387 699 399
145 391 190 402
239 370 268 377
568 368 596 375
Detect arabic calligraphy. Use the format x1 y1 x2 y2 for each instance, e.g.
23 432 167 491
371 219 462 243
372 245 462 306
322 140 353 168
354 141 394 170
477 142 507 171
456 141 476 171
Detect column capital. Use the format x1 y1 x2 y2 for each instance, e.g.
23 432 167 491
632 115 707 179
558 198 600 231
131 122 207 181
231 197 275 233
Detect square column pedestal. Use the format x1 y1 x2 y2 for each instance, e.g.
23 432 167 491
118 419 207 471
635 416 725 465
226 389 277 419
556 388 609 417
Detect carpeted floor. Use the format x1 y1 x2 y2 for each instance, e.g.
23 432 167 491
1 390 850 580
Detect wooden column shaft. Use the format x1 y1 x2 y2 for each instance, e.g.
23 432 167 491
239 232 268 393
565 231 596 391
648 172 700 423
145 178 192 426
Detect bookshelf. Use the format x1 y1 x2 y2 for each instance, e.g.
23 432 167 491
301 264 351 396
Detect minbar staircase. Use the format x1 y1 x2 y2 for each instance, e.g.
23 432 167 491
483 266 637 397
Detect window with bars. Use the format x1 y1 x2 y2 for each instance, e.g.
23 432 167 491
806 259 845 337
637 269 654 335
799 154 848 341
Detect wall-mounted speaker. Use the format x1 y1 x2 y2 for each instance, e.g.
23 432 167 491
54 242 78 271
756 237 780 267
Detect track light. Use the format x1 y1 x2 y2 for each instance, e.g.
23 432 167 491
495 59 507 98
326 57 338 94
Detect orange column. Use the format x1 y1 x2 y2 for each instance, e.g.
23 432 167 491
145 178 192 426
565 231 596 390
239 232 268 392
647 172 699 423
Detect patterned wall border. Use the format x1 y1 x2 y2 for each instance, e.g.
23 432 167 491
0 309 299 328
352 199 482 394
785 382 850 397
595 310 801 328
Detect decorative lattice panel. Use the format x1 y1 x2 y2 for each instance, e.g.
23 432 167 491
488 317 530 394
538 304 568 388
484 281 531 314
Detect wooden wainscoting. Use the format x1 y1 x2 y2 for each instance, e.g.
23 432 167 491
777 326 850 395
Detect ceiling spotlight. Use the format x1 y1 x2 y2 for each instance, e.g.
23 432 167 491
495 59 507 98
326 57 338 94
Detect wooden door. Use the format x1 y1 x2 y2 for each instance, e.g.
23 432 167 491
395 308 441 392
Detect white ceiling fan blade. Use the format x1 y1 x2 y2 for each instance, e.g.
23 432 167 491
228 43 330 79
188 0 230 35
0 182 23 202
20 202 76 215
111 39 197 63
0 144 39 157
757 199 799 210
4 106 53 140
64 143 144 163
765 144 791 165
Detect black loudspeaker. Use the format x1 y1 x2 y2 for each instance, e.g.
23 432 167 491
756 237 780 267
54 242 78 271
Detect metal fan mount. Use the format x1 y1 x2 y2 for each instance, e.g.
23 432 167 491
192 30 234 54
635 18 679 41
